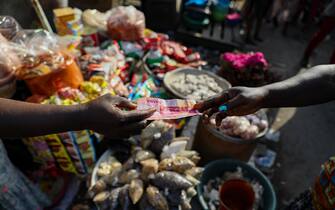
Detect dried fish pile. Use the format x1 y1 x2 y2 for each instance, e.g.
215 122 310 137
89 121 204 210
171 74 223 100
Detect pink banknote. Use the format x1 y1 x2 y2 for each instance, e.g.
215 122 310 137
136 98 201 120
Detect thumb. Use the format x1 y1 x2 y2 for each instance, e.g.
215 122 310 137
116 97 137 110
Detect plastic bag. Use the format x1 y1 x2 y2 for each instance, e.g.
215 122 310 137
82 9 112 31
11 30 83 96
0 34 19 98
0 16 21 40
107 6 145 41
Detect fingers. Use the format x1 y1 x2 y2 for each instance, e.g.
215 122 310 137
124 121 148 134
122 108 156 123
104 121 148 138
115 97 137 110
203 107 218 124
215 112 228 127
225 97 245 116
195 91 230 112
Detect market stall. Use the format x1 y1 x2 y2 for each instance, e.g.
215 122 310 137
0 3 278 210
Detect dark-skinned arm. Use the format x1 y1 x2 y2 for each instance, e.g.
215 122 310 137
0 98 85 138
0 94 155 138
196 65 335 125
263 64 335 107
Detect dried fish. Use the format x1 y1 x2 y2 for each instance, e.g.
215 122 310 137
161 141 188 160
151 171 193 190
177 150 201 165
149 127 175 155
139 194 156 210
100 167 122 186
159 156 195 173
107 156 122 171
141 121 171 149
184 174 200 186
122 157 136 171
166 190 183 206
135 150 155 163
119 169 140 184
186 187 197 198
129 179 144 204
184 167 204 180
141 159 159 181
88 179 107 198
180 191 192 210
146 185 169 210
119 185 135 210
109 187 122 210
93 191 110 210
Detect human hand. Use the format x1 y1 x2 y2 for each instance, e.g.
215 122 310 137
84 94 155 138
195 87 268 126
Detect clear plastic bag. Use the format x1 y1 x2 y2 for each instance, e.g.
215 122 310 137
0 34 19 97
0 16 21 40
7 29 83 95
82 9 112 31
107 6 145 41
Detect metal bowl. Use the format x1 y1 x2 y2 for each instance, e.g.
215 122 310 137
197 159 277 210
163 67 231 100
204 109 269 144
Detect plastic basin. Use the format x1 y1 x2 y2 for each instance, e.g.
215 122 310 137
197 159 277 210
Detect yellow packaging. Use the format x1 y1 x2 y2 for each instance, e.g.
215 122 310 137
53 7 75 36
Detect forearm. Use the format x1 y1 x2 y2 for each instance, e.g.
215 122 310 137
0 98 87 138
262 65 335 108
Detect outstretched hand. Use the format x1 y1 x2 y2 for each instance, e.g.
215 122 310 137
84 94 155 138
195 87 268 126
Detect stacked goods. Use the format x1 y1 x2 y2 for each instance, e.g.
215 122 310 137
89 121 204 210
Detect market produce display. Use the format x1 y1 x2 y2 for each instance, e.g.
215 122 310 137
0 4 278 210
203 167 264 210
209 113 269 140
89 121 204 210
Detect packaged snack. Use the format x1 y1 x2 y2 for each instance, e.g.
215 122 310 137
44 134 78 174
12 30 84 96
53 7 75 36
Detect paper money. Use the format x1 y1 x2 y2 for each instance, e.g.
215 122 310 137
136 98 201 120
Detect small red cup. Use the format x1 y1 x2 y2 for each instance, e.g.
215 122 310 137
219 179 255 210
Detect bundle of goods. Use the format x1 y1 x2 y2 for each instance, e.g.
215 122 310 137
8 30 84 96
203 167 264 210
23 131 98 175
208 113 269 140
219 52 270 87
89 121 204 210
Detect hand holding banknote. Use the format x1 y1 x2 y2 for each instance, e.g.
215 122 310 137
136 98 201 120
86 94 155 137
